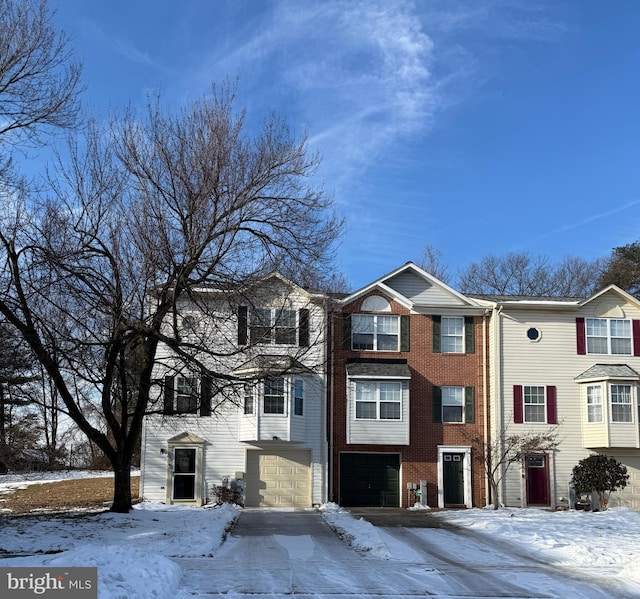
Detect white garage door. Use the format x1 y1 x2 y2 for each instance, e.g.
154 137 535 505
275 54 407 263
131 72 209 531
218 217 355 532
611 454 640 510
246 450 311 508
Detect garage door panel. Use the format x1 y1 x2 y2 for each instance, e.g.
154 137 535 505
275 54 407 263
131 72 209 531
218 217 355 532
340 453 400 507
246 450 311 508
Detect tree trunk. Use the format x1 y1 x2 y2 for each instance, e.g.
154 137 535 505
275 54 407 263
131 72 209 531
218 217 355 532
491 479 500 510
111 456 133 513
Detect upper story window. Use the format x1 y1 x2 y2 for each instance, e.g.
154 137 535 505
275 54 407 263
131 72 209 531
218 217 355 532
513 385 557 424
433 386 475 424
523 386 546 423
263 377 285 414
586 318 631 355
176 376 199 414
251 308 297 345
441 386 463 423
163 375 204 415
441 317 464 353
238 306 310 347
294 379 304 416
352 314 399 351
586 385 603 423
355 381 401 420
243 383 254 415
432 315 474 354
610 384 633 422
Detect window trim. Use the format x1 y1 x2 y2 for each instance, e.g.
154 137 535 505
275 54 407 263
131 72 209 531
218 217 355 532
610 383 633 423
294 379 304 417
585 317 632 356
175 376 199 414
586 384 603 424
354 380 402 421
441 386 464 424
513 385 556 424
263 377 286 415
243 383 255 415
351 314 400 352
250 307 298 346
523 385 546 424
441 316 464 354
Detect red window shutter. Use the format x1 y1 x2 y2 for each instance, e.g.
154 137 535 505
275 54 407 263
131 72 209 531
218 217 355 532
546 386 557 424
576 318 586 355
513 385 523 424
633 320 640 357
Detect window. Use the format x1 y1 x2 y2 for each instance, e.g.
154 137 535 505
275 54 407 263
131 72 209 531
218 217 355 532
441 317 463 353
352 314 399 351
442 387 464 423
263 377 285 414
513 385 556 424
523 386 546 423
586 385 603 423
250 308 297 345
355 381 401 420
243 384 254 415
294 379 304 416
586 318 631 355
610 384 633 422
176 376 198 414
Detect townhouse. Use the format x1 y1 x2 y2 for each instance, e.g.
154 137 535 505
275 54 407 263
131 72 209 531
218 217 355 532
478 285 640 510
140 273 329 508
328 263 488 508
139 263 640 511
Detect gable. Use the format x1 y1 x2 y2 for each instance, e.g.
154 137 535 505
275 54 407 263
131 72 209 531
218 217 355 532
578 288 640 320
384 269 469 308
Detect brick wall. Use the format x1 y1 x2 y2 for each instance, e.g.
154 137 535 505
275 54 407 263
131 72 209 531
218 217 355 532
329 293 487 508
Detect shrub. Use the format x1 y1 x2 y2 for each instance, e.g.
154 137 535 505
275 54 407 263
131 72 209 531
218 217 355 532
571 454 629 510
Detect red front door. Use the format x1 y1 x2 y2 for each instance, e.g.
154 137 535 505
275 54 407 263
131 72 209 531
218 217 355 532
525 454 550 506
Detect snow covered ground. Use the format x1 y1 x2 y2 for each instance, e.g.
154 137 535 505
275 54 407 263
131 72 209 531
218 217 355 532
1 472 640 598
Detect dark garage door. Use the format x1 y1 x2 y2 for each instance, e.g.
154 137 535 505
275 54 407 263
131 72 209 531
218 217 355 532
340 453 400 507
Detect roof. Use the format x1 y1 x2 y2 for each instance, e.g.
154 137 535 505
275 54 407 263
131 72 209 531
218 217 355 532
346 359 411 379
233 355 311 378
574 364 640 381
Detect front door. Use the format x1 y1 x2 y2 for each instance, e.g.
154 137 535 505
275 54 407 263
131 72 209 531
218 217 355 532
443 453 465 505
525 454 550 506
173 448 196 500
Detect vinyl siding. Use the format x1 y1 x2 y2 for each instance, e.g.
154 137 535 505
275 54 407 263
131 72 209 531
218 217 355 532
346 380 409 445
492 291 640 508
385 270 468 307
141 277 328 506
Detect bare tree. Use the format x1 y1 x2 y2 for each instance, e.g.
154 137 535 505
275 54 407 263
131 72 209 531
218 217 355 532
458 252 602 297
464 426 559 509
0 86 342 511
416 244 450 284
0 0 81 167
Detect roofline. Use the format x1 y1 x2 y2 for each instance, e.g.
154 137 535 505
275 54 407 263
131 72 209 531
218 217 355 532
338 261 482 308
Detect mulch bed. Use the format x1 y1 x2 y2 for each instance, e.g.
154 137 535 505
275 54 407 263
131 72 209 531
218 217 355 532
0 476 141 514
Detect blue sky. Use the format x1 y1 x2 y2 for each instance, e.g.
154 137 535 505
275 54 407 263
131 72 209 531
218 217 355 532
51 0 640 290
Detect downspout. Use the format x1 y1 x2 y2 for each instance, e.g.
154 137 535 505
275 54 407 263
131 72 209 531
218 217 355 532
494 305 504 507
328 305 335 503
483 309 489 508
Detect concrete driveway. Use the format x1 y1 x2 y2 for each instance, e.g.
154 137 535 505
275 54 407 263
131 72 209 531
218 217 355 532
174 508 638 598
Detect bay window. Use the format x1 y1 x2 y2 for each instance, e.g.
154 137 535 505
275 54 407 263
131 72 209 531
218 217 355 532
355 381 402 420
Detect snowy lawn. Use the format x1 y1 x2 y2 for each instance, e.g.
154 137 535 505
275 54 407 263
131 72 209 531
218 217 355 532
2 473 640 598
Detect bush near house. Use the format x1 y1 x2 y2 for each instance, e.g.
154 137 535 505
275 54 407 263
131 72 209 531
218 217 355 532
571 454 629 511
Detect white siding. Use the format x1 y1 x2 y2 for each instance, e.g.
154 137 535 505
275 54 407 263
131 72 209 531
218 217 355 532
141 275 328 506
